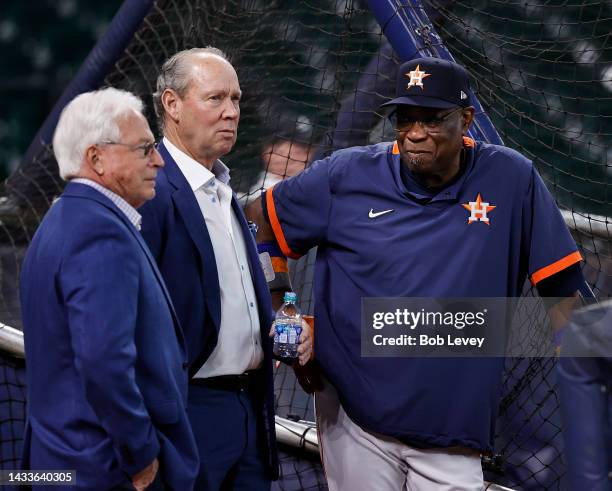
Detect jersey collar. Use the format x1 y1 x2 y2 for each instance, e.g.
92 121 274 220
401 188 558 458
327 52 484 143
389 137 476 203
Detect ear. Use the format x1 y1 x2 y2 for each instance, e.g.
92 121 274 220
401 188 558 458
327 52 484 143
461 107 475 134
161 88 182 123
84 144 104 176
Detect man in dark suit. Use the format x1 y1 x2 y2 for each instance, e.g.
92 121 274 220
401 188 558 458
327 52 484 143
20 87 199 490
139 47 312 490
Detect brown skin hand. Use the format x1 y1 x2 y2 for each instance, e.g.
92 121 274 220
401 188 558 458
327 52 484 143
132 458 158 491
396 105 475 188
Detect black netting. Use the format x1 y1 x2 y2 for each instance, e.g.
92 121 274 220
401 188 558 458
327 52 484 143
0 354 26 469
427 0 612 302
0 1 610 489
425 2 611 488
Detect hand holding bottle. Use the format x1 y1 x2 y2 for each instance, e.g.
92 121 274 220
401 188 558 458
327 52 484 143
270 292 312 365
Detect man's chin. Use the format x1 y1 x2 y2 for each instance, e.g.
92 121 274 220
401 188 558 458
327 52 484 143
216 141 236 157
406 157 432 174
142 187 156 204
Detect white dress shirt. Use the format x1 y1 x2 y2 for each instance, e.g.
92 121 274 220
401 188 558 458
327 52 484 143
163 138 263 377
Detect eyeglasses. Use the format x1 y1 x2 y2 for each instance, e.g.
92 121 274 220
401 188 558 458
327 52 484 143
394 107 463 134
99 140 157 158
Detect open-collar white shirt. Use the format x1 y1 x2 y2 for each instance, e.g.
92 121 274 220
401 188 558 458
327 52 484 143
163 137 263 377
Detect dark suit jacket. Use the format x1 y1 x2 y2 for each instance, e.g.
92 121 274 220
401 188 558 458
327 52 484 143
139 142 278 478
20 183 199 490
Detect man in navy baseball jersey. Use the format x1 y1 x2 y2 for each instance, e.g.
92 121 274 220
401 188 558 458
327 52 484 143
249 57 584 490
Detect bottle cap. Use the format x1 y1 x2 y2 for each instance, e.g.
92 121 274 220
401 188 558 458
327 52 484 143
284 291 297 302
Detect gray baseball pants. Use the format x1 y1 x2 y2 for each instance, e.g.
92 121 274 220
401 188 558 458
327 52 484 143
315 376 484 491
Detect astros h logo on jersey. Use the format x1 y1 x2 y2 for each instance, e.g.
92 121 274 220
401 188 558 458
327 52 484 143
462 193 496 225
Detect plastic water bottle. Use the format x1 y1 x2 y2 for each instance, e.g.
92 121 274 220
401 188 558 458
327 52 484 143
273 292 302 359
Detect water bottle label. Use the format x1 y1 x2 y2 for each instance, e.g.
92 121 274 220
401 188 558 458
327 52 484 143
273 318 301 359
275 322 290 344
288 329 297 344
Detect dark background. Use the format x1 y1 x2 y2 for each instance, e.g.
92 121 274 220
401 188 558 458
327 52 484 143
0 1 123 179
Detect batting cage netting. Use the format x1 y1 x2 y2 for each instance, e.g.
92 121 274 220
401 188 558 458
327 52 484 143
0 1 610 490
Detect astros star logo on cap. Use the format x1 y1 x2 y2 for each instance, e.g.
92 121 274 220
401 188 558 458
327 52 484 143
406 64 431 90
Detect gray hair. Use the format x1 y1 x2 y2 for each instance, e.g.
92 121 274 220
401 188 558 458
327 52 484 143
53 87 144 180
153 47 230 130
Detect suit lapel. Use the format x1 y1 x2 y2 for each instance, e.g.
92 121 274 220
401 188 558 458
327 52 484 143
157 143 222 333
63 182 187 349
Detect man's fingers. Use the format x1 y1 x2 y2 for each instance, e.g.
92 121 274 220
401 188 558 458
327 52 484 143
297 339 311 354
297 323 313 365
132 458 158 491
298 318 311 345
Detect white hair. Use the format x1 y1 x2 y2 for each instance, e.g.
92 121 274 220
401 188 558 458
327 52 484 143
53 87 144 180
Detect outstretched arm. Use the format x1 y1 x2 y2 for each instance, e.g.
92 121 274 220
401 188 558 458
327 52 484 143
245 196 290 310
247 193 319 390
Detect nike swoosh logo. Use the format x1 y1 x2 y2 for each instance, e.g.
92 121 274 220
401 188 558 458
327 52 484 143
368 208 394 219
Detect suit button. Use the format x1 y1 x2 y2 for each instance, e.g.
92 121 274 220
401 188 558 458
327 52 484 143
182 361 189 369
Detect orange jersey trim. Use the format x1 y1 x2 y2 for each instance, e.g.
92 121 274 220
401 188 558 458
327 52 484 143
266 186 301 260
270 257 289 273
531 251 582 285
463 136 475 148
392 141 399 154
